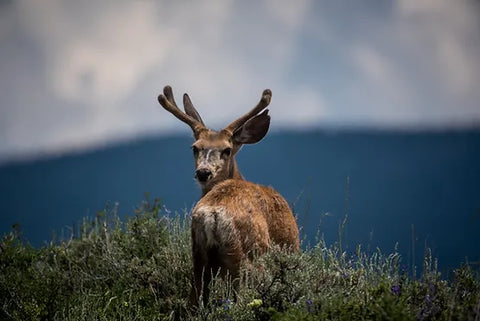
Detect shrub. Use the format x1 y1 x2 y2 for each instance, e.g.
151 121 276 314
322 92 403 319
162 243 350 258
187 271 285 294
1 199 479 320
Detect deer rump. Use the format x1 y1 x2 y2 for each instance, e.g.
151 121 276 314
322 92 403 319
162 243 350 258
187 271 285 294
191 179 299 287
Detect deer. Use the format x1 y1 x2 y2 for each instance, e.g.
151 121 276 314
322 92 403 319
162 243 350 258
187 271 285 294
157 85 300 306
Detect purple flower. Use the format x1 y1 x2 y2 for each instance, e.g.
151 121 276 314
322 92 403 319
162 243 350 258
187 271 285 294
425 294 432 304
391 284 401 296
217 299 232 310
306 299 314 313
429 283 436 295
224 299 232 310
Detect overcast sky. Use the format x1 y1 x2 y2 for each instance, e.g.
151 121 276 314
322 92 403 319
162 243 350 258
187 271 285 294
1 0 479 163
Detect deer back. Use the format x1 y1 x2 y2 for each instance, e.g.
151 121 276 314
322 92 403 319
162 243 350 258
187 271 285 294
192 179 299 260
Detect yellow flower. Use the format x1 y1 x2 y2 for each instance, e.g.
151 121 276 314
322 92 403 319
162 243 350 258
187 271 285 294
247 299 263 308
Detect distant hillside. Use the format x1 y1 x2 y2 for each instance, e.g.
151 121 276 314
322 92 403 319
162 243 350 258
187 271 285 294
1 129 479 273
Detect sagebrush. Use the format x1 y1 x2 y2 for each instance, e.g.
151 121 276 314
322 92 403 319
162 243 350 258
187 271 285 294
1 199 479 320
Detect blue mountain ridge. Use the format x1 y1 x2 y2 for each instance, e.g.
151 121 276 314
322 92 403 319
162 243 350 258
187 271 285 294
1 129 479 274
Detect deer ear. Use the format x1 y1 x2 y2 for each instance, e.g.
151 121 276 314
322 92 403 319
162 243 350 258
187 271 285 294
232 109 270 144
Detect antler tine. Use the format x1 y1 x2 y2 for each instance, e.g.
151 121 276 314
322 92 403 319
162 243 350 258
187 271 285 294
163 85 179 107
224 89 272 135
183 93 205 126
158 86 205 134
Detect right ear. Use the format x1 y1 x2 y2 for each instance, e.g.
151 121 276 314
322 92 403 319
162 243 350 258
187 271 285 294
232 109 270 145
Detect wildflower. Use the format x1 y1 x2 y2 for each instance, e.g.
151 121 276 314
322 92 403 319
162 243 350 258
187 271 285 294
306 299 314 313
247 299 263 308
391 284 401 296
224 299 232 310
429 282 436 295
217 299 232 310
123 301 129 307
425 294 432 304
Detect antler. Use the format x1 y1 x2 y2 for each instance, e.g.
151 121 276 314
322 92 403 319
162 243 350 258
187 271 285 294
223 89 272 135
158 86 205 135
183 93 205 126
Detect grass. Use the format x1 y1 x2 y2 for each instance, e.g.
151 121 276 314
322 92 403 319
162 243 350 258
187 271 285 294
1 198 479 320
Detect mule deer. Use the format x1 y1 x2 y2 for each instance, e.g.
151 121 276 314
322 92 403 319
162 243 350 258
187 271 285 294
157 86 299 305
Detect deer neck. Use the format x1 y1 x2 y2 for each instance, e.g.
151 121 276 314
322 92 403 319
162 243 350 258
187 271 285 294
230 158 244 180
200 158 244 197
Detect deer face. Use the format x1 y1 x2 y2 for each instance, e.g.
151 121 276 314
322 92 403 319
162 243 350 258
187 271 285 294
191 130 234 189
158 86 272 194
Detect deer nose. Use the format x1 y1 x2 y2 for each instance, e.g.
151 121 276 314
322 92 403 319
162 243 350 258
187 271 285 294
195 168 211 182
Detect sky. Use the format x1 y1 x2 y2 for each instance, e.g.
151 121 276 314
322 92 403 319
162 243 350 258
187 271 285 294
1 0 480 163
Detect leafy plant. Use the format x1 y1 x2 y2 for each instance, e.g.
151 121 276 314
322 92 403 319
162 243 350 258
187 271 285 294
1 199 479 320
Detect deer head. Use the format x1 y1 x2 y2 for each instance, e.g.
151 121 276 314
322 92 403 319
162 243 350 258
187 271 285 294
158 85 272 196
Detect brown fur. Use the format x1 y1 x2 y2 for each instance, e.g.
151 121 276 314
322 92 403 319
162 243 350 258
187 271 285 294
157 86 300 306
191 180 299 305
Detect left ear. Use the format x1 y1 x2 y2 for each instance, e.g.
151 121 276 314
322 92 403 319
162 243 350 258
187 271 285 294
232 109 270 144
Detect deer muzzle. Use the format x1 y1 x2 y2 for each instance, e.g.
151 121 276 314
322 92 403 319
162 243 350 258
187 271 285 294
195 168 212 183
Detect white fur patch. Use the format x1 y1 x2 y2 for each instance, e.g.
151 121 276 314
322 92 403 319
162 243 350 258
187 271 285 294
193 205 234 248
197 149 225 179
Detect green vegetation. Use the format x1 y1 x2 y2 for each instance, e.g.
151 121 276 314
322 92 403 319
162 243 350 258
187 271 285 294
1 199 479 320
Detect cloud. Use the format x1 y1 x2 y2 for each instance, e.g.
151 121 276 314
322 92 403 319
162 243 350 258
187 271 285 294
338 0 480 127
351 45 412 107
1 0 319 161
17 0 168 105
395 0 480 98
0 0 479 162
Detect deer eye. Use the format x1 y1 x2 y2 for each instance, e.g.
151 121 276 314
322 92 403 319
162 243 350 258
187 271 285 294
222 148 232 157
192 146 199 156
